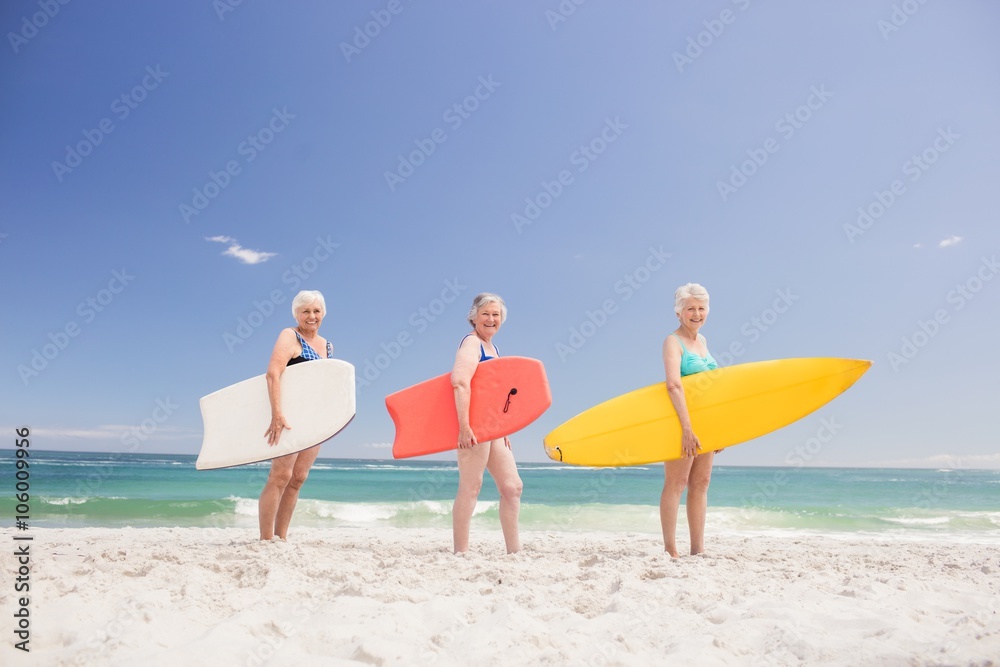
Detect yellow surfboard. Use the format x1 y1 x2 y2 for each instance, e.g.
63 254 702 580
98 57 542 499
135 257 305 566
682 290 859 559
544 358 871 466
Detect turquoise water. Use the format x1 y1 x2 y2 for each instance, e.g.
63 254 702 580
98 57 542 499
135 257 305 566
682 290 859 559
3 451 999 541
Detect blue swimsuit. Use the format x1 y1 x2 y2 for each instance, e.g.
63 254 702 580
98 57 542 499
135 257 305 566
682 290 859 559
462 333 498 361
287 330 333 366
673 333 717 376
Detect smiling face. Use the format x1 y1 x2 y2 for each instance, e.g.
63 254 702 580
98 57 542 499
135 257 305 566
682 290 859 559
678 297 708 332
473 301 503 340
295 300 324 334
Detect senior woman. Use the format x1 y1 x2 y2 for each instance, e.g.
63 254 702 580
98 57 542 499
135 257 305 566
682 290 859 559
258 290 332 541
451 292 523 554
660 283 719 557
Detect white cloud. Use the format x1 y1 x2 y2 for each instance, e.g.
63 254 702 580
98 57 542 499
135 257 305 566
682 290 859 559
222 245 278 264
363 442 393 449
938 235 963 248
206 235 277 264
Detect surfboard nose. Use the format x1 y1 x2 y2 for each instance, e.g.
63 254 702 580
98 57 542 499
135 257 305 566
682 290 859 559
843 358 873 386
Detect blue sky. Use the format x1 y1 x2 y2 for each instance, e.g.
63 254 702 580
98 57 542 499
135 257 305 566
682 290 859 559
2 1 998 468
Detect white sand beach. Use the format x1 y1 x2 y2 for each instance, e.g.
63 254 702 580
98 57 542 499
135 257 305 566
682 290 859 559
3 527 997 666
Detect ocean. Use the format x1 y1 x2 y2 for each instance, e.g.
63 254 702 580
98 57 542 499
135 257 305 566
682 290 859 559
5 451 999 543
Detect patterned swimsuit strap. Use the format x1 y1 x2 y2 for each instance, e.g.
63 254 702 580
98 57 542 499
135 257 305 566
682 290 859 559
294 329 324 360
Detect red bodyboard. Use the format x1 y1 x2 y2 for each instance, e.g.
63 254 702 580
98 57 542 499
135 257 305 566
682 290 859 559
387 357 551 459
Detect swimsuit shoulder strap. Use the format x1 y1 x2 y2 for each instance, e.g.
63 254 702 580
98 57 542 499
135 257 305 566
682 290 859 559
671 332 689 353
460 333 485 351
292 329 321 359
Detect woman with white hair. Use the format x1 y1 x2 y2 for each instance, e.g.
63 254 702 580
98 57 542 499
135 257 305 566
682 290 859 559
451 292 523 554
258 290 332 541
660 283 718 557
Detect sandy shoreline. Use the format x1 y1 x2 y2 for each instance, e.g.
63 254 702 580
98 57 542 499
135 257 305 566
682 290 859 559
2 527 997 666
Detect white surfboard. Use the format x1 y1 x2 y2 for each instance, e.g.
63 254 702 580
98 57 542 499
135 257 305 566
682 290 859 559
196 359 356 470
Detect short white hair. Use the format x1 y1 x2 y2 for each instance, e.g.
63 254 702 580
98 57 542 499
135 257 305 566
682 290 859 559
467 292 507 326
674 283 709 315
291 290 326 318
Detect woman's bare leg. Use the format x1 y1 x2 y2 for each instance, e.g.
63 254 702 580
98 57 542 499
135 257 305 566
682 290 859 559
453 442 490 553
259 454 295 540
686 451 714 555
660 457 693 557
486 440 523 554
273 445 321 540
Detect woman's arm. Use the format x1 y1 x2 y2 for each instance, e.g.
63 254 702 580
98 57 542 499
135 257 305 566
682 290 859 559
264 328 300 445
663 336 700 457
451 337 482 448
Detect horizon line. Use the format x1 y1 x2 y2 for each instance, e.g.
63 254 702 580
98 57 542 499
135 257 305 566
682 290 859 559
2 447 998 471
